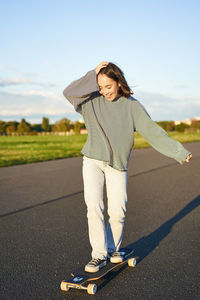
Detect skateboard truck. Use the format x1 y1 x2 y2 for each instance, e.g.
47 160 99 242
61 280 97 295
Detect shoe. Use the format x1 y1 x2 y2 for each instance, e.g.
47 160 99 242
85 258 107 273
110 251 126 263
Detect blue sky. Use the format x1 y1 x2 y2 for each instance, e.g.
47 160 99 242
0 0 200 123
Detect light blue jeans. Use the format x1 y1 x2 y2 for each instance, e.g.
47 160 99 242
82 155 127 259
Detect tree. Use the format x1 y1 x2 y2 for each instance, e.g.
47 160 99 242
157 121 175 132
41 117 50 131
31 123 42 132
6 125 16 134
17 118 31 133
74 121 81 134
157 121 168 131
166 121 175 131
0 121 6 134
80 122 86 129
5 121 18 134
52 118 71 132
175 123 190 132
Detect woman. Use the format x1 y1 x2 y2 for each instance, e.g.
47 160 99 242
63 61 192 273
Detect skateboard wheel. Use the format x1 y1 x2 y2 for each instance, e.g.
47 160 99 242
87 283 97 295
60 281 70 291
128 258 136 267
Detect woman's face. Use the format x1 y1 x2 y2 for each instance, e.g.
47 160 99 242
97 74 121 101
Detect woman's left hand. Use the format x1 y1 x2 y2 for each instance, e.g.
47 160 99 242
185 153 192 163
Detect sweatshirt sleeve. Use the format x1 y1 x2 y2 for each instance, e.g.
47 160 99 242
63 69 99 114
132 100 191 164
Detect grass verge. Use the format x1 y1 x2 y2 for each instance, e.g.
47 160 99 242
0 131 199 167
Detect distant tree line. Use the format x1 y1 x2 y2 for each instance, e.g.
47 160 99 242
0 117 86 136
157 120 200 132
0 117 199 136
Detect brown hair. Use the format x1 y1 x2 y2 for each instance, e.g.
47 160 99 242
97 62 133 98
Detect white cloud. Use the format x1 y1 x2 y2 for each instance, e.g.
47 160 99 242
134 90 200 121
9 89 62 100
0 88 199 123
0 90 76 122
0 78 55 87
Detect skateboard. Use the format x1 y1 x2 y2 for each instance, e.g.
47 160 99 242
60 248 136 295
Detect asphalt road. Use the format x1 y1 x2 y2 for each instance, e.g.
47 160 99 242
0 142 199 300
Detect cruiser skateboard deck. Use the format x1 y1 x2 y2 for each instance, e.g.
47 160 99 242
60 248 136 295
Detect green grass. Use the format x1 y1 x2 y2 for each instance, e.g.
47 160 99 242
0 135 87 167
0 131 199 167
133 131 200 149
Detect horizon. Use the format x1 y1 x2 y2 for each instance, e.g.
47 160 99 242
1 115 200 126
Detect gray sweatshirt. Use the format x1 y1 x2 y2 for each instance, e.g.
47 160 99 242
63 69 191 171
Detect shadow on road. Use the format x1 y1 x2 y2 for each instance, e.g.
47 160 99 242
127 194 200 263
0 190 83 218
97 195 200 291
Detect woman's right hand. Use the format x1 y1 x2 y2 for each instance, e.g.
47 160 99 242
95 61 109 74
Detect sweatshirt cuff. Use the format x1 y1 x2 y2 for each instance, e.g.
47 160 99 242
91 69 99 91
176 149 192 164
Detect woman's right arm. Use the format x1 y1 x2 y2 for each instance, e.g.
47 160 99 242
63 69 99 113
63 62 109 113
